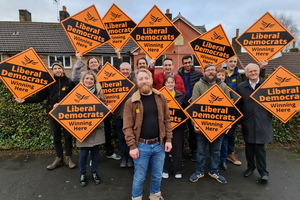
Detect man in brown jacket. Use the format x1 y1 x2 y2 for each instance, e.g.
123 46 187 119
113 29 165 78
123 68 172 200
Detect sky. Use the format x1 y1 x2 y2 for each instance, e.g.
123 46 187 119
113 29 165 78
1 0 299 44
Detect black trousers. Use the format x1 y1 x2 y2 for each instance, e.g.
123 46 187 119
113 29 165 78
48 115 72 158
187 119 197 153
164 124 185 175
245 143 269 176
104 114 114 156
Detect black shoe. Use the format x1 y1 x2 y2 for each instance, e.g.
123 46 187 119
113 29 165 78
244 169 254 177
261 175 269 181
91 171 101 184
191 152 197 162
220 163 227 170
79 173 87 187
120 159 127 168
127 159 134 168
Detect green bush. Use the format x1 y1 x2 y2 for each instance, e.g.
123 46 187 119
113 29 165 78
1 76 300 150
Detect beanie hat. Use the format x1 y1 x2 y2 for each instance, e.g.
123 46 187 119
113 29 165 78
51 61 64 71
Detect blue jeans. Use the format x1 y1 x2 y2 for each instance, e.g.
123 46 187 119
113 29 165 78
132 142 165 198
227 126 237 155
79 145 99 173
220 135 228 163
114 119 130 160
195 133 224 174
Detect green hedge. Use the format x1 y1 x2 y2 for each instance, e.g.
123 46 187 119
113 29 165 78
1 78 300 150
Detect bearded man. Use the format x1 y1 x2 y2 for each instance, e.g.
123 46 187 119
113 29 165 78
123 68 173 200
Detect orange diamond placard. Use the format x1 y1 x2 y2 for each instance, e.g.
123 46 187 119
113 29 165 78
49 83 110 142
130 5 182 59
185 84 242 142
236 12 295 64
0 47 55 99
102 3 137 50
159 87 189 130
97 62 135 112
190 24 236 67
61 5 110 55
250 66 300 123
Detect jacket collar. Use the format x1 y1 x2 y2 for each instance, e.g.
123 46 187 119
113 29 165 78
243 77 264 88
131 88 161 102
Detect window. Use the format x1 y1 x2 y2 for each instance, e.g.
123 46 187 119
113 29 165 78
48 55 72 68
102 56 131 67
154 54 166 67
192 54 201 68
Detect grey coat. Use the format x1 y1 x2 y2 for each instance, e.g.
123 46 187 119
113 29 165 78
236 78 273 144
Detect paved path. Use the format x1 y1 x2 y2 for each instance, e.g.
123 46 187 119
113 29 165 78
0 147 299 200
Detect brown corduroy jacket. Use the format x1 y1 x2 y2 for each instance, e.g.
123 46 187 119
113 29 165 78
123 88 173 150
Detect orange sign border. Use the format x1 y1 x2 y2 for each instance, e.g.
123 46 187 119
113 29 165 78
159 86 189 130
0 47 56 99
97 62 135 112
189 24 236 67
250 65 300 123
102 3 137 50
60 4 111 55
235 12 295 64
185 84 243 142
49 83 111 142
129 4 182 59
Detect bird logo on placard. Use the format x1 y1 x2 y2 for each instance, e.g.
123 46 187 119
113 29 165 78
75 92 90 103
149 15 162 25
111 12 122 21
22 55 38 66
84 12 98 22
104 71 116 80
260 21 275 30
209 93 223 104
275 76 291 85
211 32 224 41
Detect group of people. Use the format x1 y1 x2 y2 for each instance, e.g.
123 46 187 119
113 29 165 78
13 51 300 200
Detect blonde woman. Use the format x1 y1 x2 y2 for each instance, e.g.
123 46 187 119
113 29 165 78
77 71 111 187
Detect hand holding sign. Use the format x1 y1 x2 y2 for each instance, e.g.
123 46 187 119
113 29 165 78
76 51 83 61
15 98 25 104
259 59 268 69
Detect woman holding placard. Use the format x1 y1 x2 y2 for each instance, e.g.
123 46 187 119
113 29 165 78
77 70 111 187
162 75 185 179
72 51 121 161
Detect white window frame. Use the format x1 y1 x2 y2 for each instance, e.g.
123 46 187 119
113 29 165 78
48 55 72 69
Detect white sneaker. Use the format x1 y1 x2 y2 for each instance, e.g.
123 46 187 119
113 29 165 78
175 174 182 179
162 172 169 179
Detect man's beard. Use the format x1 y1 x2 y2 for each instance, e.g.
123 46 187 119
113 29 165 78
138 83 153 94
204 74 217 82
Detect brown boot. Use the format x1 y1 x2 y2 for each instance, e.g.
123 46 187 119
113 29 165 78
65 156 76 169
47 157 63 170
149 191 164 200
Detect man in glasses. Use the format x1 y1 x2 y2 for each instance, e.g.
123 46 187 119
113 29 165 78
189 63 230 184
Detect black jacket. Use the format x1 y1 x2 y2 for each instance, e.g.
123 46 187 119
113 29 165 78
236 78 273 144
174 89 184 107
25 73 75 113
178 65 203 90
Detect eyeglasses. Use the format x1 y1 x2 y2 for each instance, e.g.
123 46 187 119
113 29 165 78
205 69 216 72
184 61 192 65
